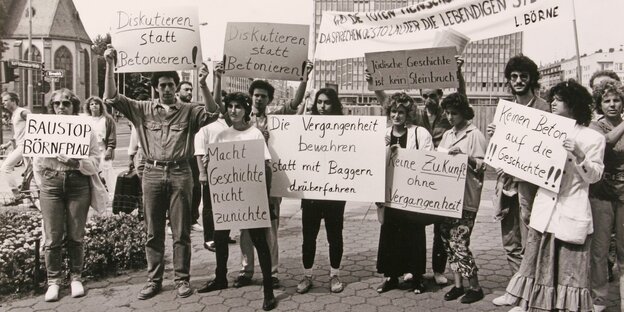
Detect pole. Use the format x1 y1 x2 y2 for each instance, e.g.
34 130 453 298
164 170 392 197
27 0 33 111
571 0 582 83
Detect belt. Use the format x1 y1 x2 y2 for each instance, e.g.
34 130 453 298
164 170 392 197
145 159 188 167
603 172 624 182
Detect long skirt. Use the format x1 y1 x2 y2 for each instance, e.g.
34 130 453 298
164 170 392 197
504 227 593 312
376 207 426 277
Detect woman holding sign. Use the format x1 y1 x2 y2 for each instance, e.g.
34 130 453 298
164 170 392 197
36 89 102 302
437 93 487 304
375 92 433 295
295 88 348 295
500 80 605 312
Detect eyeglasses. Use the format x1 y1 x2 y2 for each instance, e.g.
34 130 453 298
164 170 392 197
510 73 529 82
422 93 437 100
52 100 72 107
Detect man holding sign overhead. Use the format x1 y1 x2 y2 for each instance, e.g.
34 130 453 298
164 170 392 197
103 44 219 300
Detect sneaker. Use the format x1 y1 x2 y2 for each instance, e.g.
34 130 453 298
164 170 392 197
434 272 448 285
508 307 526 312
203 241 216 252
271 276 280 289
593 304 607 312
233 275 252 288
45 284 60 302
376 277 398 293
460 288 484 304
137 282 162 300
296 276 313 294
444 286 465 301
175 280 193 298
330 276 344 293
492 294 511 306
191 223 204 232
197 280 227 293
166 226 173 236
70 280 85 298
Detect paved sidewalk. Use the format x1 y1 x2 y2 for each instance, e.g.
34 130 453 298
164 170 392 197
1 172 621 311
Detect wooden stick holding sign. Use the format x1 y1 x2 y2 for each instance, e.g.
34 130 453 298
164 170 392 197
206 139 271 231
223 22 310 81
485 99 575 192
23 114 92 159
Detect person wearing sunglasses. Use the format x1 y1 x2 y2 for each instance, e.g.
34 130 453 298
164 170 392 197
36 89 102 302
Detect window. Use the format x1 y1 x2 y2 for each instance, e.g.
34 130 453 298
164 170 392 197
54 46 73 90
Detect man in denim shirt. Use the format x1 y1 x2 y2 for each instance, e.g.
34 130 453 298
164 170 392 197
103 45 219 300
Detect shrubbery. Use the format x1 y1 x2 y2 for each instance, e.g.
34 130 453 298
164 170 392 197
0 210 146 295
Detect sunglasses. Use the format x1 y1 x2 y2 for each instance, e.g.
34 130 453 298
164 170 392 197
422 93 437 99
52 100 72 107
510 73 529 82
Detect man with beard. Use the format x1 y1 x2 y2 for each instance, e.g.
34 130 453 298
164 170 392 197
490 55 550 307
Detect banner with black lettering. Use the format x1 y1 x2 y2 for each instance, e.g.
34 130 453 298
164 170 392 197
315 0 572 60
386 149 467 218
206 139 271 231
23 114 92 159
485 99 575 192
111 6 203 72
268 115 385 202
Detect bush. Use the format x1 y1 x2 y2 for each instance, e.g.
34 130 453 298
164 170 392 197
0 210 146 295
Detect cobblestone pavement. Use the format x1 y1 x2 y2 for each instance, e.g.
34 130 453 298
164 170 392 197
1 178 621 311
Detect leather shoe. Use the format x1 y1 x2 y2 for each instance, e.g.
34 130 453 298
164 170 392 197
233 275 252 288
137 282 162 300
197 280 227 293
262 296 277 311
176 280 193 298
204 241 216 252
228 237 237 244
271 276 280 289
444 286 465 301
460 288 484 304
376 277 398 293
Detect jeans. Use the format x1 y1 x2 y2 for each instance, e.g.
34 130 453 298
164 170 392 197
240 197 281 277
589 197 624 307
40 170 91 284
215 228 273 298
142 163 192 283
517 181 537 239
0 144 23 192
301 199 345 270
201 183 214 242
190 158 201 224
500 194 523 273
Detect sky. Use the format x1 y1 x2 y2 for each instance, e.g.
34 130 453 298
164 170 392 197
73 0 624 66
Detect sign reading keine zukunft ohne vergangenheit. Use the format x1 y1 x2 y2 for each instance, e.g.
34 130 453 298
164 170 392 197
365 46 458 91
206 140 271 231
268 115 386 202
485 99 575 193
386 149 467 219
23 114 92 159
224 22 310 81
111 6 203 72
315 0 572 60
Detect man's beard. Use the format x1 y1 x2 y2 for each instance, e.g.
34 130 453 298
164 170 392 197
511 84 530 96
180 95 192 103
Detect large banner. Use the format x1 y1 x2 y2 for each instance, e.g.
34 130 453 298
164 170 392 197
268 115 386 202
386 149 467 218
485 99 575 192
111 6 203 72
315 0 572 60
23 114 92 159
365 46 458 91
206 140 271 231
224 22 310 81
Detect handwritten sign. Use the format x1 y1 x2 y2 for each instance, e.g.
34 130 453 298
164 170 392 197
206 140 271 231
485 99 575 192
386 149 467 218
315 0 572 60
224 22 309 81
23 114 92 159
268 115 385 202
365 47 458 91
111 6 202 72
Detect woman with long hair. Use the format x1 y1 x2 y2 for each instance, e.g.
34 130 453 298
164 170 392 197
84 96 116 190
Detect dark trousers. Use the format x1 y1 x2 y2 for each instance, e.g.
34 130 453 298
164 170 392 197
142 163 192 283
201 184 214 242
190 158 201 223
213 228 273 298
301 199 346 269
432 222 447 274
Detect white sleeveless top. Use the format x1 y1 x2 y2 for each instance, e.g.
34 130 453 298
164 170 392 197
12 107 30 145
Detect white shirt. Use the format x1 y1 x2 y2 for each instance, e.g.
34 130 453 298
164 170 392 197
194 118 229 156
12 107 30 145
215 126 272 160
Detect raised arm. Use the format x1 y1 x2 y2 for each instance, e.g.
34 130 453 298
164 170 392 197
364 69 388 106
290 60 314 110
213 62 224 108
198 63 219 114
456 56 466 97
103 44 117 100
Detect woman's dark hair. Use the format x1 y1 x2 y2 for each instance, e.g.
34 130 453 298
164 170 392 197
150 71 180 88
248 80 275 101
441 92 474 120
386 92 415 124
46 88 81 115
592 80 624 115
504 54 540 92
311 88 343 115
84 96 111 117
546 79 593 126
223 92 252 122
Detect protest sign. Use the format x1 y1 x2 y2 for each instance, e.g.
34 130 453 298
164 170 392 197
206 140 271 231
224 22 310 81
386 149 467 219
23 114 92 159
485 99 575 192
365 46 458 91
111 6 202 72
268 115 385 202
315 0 572 60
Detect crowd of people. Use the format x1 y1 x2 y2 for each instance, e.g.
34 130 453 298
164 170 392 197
2 45 623 311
